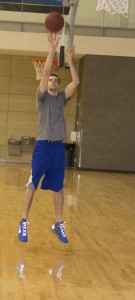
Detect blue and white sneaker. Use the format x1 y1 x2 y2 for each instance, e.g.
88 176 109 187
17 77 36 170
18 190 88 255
51 222 68 243
18 218 29 243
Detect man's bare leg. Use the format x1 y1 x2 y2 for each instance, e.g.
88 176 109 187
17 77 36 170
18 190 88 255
54 191 64 222
22 188 35 220
18 188 35 242
52 191 68 243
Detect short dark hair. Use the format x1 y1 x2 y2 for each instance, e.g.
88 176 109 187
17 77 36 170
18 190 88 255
49 73 60 84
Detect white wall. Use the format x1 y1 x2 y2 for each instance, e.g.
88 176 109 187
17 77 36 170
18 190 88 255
0 31 135 58
76 0 135 28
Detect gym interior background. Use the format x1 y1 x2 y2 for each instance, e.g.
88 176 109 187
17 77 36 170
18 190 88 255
0 0 135 171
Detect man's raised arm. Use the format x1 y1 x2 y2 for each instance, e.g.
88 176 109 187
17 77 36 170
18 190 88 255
40 33 59 95
65 45 80 99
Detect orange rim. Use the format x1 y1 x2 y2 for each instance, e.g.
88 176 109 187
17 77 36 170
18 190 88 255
32 58 59 66
32 58 46 63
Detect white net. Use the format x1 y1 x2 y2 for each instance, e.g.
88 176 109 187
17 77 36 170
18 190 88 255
32 59 59 80
32 59 45 80
96 0 129 17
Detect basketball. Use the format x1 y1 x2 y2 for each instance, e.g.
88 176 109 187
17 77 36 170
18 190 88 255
45 12 64 33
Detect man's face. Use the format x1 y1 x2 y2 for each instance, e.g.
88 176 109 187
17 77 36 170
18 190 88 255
48 76 59 91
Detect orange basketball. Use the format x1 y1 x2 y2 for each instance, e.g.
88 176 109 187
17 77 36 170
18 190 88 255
45 12 64 32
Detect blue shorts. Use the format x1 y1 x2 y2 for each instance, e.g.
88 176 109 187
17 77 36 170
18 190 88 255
26 140 65 192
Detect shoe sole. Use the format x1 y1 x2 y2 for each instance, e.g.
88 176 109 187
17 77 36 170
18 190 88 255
18 238 28 243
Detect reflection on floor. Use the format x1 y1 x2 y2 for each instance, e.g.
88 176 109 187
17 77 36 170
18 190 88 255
0 163 135 299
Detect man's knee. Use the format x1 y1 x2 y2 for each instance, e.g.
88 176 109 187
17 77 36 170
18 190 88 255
26 181 36 191
55 188 63 193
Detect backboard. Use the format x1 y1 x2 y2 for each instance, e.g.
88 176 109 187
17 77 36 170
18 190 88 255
0 0 70 14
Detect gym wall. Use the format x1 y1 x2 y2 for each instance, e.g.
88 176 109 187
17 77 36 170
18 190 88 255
76 54 135 172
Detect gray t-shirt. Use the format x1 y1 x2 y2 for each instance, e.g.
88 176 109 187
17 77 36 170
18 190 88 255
36 89 70 141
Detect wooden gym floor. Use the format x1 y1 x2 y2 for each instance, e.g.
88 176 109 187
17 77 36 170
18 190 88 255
0 162 135 300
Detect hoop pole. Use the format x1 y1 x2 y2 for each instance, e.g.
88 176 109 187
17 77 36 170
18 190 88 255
66 0 79 53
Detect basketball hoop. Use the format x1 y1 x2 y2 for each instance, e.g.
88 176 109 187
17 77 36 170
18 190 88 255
32 58 59 80
96 0 129 17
